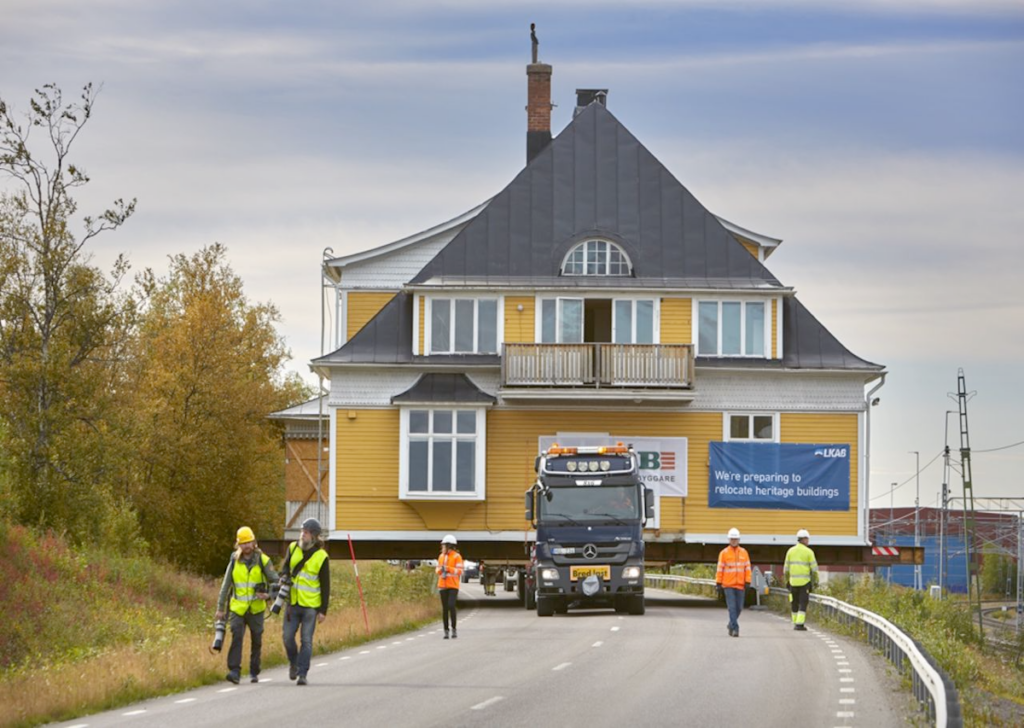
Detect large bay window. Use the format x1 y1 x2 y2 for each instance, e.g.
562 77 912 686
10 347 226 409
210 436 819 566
697 300 766 357
400 408 487 499
429 298 499 354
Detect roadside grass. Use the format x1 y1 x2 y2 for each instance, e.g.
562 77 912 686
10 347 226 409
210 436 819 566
0 523 436 728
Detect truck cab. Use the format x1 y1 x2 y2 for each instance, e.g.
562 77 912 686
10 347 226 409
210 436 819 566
525 443 654 616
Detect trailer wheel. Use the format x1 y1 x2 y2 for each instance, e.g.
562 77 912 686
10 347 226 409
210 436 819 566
526 586 536 610
536 596 555 617
613 596 627 614
516 571 526 606
627 595 646 615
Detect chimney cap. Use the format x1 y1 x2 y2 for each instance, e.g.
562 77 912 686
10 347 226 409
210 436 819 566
574 89 608 117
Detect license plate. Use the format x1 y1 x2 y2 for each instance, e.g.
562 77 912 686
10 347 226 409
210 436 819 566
570 565 610 581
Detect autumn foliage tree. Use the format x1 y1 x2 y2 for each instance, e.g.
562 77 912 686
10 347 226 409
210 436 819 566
126 244 307 573
0 84 137 541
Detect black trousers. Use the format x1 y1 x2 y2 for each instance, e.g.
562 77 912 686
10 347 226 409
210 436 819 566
439 588 458 631
790 584 811 617
227 610 264 675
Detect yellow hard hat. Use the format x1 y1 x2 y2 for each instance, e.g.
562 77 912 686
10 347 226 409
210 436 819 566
236 526 256 544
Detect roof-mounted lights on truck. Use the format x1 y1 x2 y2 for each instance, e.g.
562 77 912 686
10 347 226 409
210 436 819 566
547 442 629 457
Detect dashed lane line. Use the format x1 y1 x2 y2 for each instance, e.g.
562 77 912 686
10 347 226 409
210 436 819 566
592 641 603 647
359 650 371 654
316 662 329 667
217 687 237 693
471 696 505 711
840 688 856 693
122 710 146 716
552 662 572 671
175 698 196 704
610 626 620 632
837 712 855 718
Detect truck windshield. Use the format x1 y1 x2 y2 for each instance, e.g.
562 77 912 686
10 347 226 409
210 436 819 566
538 485 639 523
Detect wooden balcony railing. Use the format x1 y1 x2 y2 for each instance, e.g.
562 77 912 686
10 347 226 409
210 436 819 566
501 343 694 388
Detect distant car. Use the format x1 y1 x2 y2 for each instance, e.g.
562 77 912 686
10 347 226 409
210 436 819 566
462 560 480 582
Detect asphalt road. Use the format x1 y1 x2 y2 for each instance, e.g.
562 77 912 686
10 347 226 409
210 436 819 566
49 584 913 728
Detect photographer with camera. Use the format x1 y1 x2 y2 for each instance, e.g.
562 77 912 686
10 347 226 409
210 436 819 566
281 518 330 686
215 526 279 684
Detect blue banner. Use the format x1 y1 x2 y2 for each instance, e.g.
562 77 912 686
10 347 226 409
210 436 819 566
708 442 850 511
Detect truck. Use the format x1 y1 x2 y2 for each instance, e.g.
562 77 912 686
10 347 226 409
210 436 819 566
523 443 654 616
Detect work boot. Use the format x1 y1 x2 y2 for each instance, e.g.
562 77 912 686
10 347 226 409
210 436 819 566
250 675 259 683
443 631 450 639
289 664 298 680
452 629 458 639
226 671 240 684
297 675 307 686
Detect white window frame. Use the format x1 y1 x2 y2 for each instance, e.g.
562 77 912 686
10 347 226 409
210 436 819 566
694 298 769 357
723 412 779 443
611 297 660 344
560 239 633 277
399 407 487 501
425 295 503 355
535 295 660 344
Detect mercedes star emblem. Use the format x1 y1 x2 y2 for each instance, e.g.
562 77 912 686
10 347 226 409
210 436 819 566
582 544 598 559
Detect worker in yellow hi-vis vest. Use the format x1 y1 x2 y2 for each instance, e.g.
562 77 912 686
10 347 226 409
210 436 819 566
784 529 819 631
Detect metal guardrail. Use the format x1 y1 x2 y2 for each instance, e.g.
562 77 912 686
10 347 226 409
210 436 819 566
646 574 962 728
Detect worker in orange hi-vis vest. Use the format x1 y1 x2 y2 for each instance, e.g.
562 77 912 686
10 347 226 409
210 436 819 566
715 527 752 637
436 534 464 639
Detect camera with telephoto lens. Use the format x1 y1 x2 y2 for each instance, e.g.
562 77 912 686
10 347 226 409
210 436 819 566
210 618 226 653
270 575 291 615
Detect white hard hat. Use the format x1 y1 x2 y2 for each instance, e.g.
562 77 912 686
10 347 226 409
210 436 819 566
797 529 810 540
727 528 741 539
441 534 458 545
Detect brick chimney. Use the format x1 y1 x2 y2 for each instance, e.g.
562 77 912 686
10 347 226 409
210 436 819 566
526 24 552 163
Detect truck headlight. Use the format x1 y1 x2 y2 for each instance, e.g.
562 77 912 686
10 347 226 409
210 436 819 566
540 568 559 581
622 566 642 579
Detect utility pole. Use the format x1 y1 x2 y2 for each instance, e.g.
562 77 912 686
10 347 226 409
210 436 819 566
910 450 921 590
1017 513 1023 635
940 410 955 596
890 482 897 585
951 369 983 639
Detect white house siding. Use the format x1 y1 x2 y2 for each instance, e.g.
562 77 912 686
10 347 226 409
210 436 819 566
339 229 461 289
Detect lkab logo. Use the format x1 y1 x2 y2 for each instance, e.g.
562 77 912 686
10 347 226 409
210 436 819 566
814 447 848 458
638 451 676 471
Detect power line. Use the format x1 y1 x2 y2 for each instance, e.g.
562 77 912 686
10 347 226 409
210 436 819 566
870 448 943 501
974 439 1024 454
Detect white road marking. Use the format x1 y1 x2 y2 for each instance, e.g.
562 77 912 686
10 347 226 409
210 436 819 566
175 698 197 704
840 677 855 683
838 669 852 674
552 662 572 671
406 637 415 641
261 678 273 683
217 688 237 693
377 646 387 650
471 696 505 711
340 656 351 661
841 688 856 693
360 650 371 654
837 711 855 718
831 649 843 653
839 698 856 704
316 662 329 667
837 661 850 666
392 641 403 645
123 709 146 716
67 724 90 727
610 626 620 632
592 641 603 647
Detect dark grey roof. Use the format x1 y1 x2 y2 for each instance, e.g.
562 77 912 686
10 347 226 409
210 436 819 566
781 297 881 370
411 102 780 288
391 373 496 405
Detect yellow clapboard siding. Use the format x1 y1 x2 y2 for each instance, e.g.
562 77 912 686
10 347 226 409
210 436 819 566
771 298 778 359
504 297 536 343
334 409 861 539
418 295 425 355
335 409 428 530
660 298 692 344
346 292 396 342
685 413 860 537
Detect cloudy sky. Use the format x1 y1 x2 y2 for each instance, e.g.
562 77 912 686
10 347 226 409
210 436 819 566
2 0 1022 510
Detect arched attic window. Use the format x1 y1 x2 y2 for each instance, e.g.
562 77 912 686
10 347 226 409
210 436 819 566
560 240 632 276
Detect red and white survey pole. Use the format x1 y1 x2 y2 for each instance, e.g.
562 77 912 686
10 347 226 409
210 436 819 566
347 533 371 637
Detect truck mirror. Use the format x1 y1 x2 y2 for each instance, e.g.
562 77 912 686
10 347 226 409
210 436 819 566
525 490 535 522
645 488 655 521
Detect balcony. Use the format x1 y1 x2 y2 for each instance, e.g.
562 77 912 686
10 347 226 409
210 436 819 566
500 343 695 403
